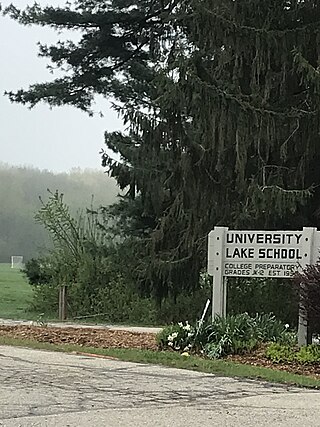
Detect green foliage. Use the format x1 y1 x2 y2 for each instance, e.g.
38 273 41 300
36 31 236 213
24 191 108 316
296 345 320 364
205 313 295 355
28 284 59 318
24 253 210 324
156 321 194 351
155 277 211 324
158 313 296 359
73 273 157 324
0 163 118 263
23 257 62 317
266 343 320 364
23 192 159 323
228 278 299 328
5 1 320 304
23 258 53 287
265 343 295 363
203 314 259 358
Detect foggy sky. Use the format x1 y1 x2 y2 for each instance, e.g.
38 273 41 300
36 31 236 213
0 0 123 172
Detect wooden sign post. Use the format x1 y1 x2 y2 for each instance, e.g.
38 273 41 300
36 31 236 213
208 226 319 345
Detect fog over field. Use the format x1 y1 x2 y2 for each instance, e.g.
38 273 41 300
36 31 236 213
0 163 119 262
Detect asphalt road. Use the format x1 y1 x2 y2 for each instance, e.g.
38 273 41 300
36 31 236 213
1 346 320 426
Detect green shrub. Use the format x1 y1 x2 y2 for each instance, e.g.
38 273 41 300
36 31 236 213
265 343 295 363
156 322 195 351
158 313 297 359
203 313 258 358
228 278 299 328
203 313 295 358
92 275 157 324
296 345 320 364
155 278 211 325
266 343 320 364
251 313 297 345
23 258 53 286
28 283 59 318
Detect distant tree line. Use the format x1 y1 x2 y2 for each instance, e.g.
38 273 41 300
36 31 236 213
0 163 118 263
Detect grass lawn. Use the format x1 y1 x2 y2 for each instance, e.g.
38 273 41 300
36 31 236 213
0 263 36 320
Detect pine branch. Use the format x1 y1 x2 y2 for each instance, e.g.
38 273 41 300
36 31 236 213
196 4 320 36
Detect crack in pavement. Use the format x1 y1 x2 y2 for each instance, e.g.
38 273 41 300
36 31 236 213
1 345 319 426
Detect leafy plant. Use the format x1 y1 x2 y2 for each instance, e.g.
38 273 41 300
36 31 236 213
35 313 48 327
265 343 295 363
156 322 195 352
266 343 320 364
203 314 258 358
158 313 296 358
296 345 320 364
228 278 299 329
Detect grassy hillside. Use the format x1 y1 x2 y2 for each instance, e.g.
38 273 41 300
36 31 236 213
0 263 36 319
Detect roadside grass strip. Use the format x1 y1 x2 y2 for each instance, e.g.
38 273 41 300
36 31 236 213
1 336 320 389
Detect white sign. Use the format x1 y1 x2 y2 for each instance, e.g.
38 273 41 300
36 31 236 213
208 229 314 279
208 227 320 319
224 262 300 278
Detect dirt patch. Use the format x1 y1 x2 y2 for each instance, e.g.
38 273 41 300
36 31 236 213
0 325 158 351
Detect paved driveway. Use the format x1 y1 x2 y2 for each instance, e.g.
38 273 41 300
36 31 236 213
0 345 320 426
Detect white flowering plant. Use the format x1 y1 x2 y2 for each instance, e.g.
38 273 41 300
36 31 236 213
156 314 297 358
156 321 195 352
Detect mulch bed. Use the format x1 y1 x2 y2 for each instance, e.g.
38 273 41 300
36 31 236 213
226 346 320 380
0 325 158 351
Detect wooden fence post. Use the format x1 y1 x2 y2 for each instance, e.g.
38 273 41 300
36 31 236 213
59 285 67 321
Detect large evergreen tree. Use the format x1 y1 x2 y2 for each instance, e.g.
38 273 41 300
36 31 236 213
3 0 320 299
